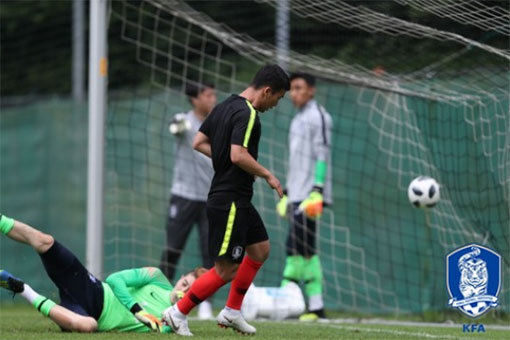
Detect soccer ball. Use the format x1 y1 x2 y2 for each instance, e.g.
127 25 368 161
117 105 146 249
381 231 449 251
407 176 440 208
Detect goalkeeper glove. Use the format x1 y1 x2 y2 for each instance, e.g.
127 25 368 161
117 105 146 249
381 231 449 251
169 113 191 135
132 304 163 332
298 187 323 219
276 189 288 218
170 289 185 304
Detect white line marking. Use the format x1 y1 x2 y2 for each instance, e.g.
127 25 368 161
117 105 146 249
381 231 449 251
318 323 470 340
324 318 510 331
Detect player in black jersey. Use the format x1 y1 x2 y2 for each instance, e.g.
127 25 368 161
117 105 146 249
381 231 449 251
164 65 290 336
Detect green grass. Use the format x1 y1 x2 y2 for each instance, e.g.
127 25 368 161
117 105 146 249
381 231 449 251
0 305 508 339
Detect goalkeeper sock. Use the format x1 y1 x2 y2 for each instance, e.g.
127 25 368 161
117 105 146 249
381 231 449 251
281 255 304 287
308 294 324 312
20 283 39 303
226 255 263 310
304 255 323 299
0 214 15 235
33 296 57 317
177 267 225 315
23 286 56 317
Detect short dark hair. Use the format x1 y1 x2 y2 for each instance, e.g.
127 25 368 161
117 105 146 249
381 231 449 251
250 64 290 93
185 81 214 99
289 73 316 87
185 267 207 279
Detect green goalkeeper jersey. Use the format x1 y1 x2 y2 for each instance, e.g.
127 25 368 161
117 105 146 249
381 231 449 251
97 267 174 332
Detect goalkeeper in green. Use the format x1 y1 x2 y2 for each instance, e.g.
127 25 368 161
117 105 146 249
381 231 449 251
0 214 205 333
276 73 332 321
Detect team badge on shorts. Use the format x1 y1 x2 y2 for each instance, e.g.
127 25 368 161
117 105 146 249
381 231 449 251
232 246 243 260
447 244 501 318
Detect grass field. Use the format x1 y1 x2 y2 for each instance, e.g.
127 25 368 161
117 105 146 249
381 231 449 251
0 305 508 340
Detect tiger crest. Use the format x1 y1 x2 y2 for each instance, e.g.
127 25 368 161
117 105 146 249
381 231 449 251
458 248 488 299
447 244 500 318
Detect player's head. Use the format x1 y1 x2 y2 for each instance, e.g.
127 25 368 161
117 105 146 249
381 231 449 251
170 267 207 304
185 81 217 115
249 64 290 112
289 73 316 109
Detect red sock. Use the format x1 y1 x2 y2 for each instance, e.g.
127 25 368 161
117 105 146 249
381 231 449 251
177 268 225 315
226 255 263 310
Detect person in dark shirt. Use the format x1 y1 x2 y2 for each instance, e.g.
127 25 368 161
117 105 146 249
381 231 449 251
163 65 290 336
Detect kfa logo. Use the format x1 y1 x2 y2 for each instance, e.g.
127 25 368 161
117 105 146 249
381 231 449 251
462 324 485 333
446 244 501 318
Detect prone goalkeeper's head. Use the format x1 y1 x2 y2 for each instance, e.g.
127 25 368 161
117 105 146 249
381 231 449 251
170 267 208 304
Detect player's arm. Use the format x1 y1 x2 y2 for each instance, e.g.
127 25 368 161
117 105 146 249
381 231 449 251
193 112 213 157
230 145 269 178
192 131 212 158
230 108 283 197
105 267 170 332
230 145 282 197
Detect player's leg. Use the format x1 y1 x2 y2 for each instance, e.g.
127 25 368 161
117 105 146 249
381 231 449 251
218 204 269 334
0 214 104 321
165 259 229 336
165 204 237 336
282 203 306 287
225 209 269 311
175 203 241 313
0 214 58 315
196 202 214 319
0 214 54 253
222 240 267 310
37 237 104 320
197 201 214 270
46 304 98 332
301 215 326 320
160 195 196 280
0 268 97 332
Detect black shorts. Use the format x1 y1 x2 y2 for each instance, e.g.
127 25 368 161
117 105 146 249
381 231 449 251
285 202 317 257
39 240 104 320
207 202 268 263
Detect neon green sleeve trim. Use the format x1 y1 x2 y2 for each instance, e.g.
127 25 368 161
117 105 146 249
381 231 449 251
314 160 327 186
105 267 171 311
0 215 14 235
243 100 257 148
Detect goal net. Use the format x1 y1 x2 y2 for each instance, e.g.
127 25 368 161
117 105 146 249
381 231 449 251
104 0 509 315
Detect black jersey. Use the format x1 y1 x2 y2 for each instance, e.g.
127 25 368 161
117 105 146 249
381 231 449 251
199 94 261 208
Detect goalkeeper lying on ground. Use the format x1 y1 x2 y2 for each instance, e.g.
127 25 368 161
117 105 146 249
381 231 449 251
0 214 206 333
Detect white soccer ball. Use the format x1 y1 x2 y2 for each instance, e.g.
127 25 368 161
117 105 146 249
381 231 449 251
407 176 440 208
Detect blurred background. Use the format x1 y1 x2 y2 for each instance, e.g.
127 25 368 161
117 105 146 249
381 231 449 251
1 0 508 318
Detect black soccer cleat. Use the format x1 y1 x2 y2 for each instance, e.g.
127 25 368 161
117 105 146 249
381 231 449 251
0 269 25 295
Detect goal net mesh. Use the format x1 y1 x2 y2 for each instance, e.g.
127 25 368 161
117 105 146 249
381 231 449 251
104 0 509 314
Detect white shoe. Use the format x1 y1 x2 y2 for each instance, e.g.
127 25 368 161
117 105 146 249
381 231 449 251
217 308 256 335
162 305 193 336
198 300 213 320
